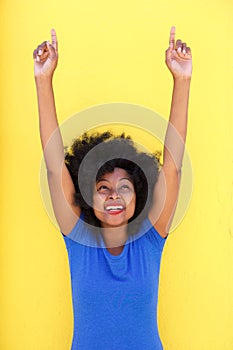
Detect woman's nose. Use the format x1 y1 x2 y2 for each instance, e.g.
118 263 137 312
108 188 120 199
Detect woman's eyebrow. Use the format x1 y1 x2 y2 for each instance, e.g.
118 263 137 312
96 177 132 184
96 178 110 184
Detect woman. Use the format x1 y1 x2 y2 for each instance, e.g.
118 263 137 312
33 26 192 349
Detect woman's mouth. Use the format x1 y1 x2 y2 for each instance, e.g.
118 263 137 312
105 205 125 215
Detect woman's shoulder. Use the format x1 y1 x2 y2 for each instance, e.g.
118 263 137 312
134 217 167 252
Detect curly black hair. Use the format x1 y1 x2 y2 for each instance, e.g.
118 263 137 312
65 131 161 236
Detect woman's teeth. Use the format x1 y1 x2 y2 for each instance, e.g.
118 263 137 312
105 205 124 211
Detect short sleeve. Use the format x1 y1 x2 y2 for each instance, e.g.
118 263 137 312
60 214 103 248
60 217 82 254
61 232 72 254
143 217 167 252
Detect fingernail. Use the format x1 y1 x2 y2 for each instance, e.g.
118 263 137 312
36 56 40 62
38 49 42 55
177 47 181 53
183 49 186 54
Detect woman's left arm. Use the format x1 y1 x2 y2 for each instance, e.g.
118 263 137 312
148 26 192 237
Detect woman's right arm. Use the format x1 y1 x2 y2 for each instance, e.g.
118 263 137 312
33 29 81 235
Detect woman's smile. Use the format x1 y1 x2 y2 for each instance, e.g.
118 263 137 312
105 204 125 215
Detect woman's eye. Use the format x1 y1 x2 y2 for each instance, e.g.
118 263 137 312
119 184 130 192
97 185 109 192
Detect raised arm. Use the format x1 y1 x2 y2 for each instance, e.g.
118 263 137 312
149 26 192 237
33 29 80 235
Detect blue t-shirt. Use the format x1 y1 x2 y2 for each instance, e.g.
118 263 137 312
62 216 167 350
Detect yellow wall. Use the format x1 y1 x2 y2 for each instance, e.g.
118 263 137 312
1 1 232 349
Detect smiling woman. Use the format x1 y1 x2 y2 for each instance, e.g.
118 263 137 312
33 26 192 350
64 131 160 239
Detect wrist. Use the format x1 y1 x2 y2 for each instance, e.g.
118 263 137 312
173 75 191 83
35 74 53 86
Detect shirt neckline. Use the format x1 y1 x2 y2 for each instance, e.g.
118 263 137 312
103 241 129 260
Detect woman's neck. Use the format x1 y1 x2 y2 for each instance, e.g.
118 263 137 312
101 225 128 249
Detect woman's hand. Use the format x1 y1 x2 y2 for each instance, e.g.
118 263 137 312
165 26 192 80
33 29 58 80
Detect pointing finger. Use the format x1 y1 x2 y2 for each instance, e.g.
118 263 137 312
169 26 176 50
51 28 58 52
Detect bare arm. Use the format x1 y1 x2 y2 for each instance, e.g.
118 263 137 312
33 29 80 235
149 26 192 237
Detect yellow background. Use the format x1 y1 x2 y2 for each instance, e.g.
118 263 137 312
1 0 233 349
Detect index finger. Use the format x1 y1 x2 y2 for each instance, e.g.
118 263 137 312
51 28 58 52
169 26 176 49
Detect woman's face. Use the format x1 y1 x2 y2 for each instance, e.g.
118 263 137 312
93 167 136 229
